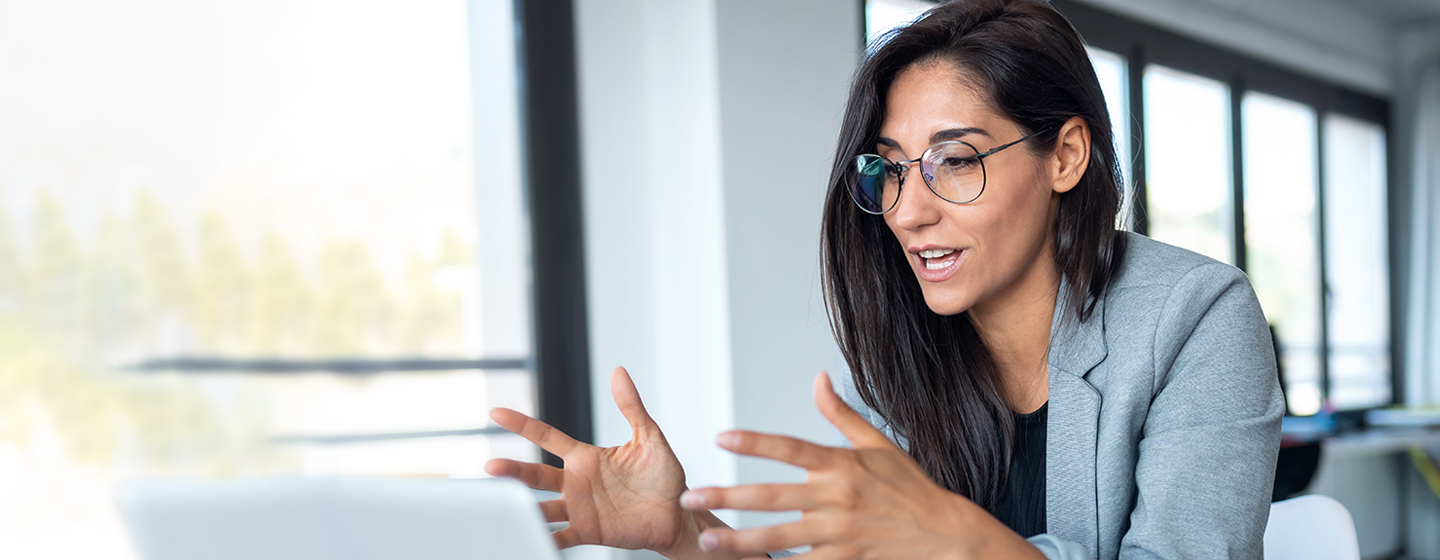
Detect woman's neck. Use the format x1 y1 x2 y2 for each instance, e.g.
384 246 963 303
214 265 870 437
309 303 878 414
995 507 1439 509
969 246 1060 414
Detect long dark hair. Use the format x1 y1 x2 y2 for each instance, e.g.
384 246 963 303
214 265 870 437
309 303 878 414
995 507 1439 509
821 0 1126 509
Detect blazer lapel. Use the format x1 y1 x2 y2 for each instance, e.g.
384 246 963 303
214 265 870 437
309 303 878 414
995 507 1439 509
1045 283 1107 558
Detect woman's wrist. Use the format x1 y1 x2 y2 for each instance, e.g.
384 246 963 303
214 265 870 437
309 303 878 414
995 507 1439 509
934 495 1045 560
655 509 704 560
657 509 743 560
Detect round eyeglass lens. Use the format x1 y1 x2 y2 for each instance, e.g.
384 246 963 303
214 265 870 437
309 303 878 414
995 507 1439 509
848 154 897 214
921 142 985 204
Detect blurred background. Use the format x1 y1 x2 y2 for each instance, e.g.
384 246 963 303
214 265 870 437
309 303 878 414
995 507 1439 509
0 0 537 557
1 0 1439 558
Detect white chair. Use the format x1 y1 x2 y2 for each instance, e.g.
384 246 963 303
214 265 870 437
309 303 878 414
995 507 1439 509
1263 494 1360 560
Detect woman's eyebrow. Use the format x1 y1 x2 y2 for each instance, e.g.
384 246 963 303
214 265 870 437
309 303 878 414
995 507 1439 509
930 127 989 144
875 127 991 150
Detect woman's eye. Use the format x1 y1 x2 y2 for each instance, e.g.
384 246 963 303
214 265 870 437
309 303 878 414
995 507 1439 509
940 156 978 169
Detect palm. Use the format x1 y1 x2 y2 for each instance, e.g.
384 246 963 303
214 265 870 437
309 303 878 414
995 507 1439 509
558 429 687 549
486 367 689 551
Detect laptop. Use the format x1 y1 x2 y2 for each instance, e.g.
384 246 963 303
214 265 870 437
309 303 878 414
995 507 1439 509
116 476 563 560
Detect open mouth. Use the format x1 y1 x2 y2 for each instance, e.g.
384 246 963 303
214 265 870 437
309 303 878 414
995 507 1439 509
911 247 965 282
919 248 961 270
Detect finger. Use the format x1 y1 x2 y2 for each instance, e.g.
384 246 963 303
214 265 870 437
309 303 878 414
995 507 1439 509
538 499 567 523
490 407 581 457
610 366 658 434
552 527 584 550
716 430 837 470
813 372 895 449
700 519 832 555
681 483 818 512
786 544 857 560
483 458 565 492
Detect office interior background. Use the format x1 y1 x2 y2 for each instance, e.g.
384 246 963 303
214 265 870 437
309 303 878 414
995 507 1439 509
0 0 1438 558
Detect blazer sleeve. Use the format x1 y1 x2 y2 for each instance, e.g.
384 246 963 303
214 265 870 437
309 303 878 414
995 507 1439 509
1118 263 1285 559
1030 534 1095 559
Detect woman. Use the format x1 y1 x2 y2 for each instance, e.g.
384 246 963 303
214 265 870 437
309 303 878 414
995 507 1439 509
485 0 1284 558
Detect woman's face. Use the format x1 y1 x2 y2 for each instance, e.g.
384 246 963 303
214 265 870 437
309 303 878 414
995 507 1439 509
878 61 1068 316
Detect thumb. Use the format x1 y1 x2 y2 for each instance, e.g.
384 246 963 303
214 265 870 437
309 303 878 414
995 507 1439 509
611 366 659 436
813 371 896 449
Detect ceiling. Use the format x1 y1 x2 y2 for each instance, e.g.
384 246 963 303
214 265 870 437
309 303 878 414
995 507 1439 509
1337 0 1440 23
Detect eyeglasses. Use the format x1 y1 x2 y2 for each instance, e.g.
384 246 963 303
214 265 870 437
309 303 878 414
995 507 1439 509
845 128 1052 215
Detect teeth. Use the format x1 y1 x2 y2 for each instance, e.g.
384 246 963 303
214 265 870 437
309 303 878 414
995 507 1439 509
919 248 958 271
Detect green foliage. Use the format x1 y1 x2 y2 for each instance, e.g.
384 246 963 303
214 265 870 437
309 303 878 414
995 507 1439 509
0 187 476 473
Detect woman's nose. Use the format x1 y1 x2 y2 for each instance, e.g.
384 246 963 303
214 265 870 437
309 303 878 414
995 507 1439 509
890 166 941 231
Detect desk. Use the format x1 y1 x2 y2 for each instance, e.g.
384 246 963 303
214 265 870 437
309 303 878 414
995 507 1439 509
1307 428 1440 559
1322 429 1440 459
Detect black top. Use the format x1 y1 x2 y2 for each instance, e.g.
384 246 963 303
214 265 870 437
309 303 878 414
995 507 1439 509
991 401 1047 538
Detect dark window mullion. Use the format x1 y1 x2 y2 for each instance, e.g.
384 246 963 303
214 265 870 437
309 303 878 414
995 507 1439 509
270 427 512 445
1129 43 1149 236
1316 110 1332 405
124 358 530 375
1388 121 1404 406
1231 75 1248 272
516 0 593 467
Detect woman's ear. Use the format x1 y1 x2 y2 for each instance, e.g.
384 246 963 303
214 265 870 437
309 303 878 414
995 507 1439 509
1050 116 1090 194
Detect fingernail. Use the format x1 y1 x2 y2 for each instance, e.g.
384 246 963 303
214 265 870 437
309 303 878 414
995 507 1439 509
698 532 718 552
680 490 706 509
716 431 739 449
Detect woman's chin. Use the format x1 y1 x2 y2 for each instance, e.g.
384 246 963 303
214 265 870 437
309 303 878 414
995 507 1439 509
920 288 975 317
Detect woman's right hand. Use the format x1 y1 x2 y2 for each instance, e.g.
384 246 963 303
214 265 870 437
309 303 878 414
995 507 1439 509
485 366 734 559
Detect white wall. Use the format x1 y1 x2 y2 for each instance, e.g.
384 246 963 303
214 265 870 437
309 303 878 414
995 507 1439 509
575 2 858 558
576 0 736 493
1398 21 1440 411
1397 20 1440 560
713 0 858 528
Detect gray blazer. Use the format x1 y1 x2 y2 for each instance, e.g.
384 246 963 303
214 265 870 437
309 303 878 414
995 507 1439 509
841 233 1285 559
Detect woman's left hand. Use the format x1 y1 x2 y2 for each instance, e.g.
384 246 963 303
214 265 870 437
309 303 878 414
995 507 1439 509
679 373 1046 560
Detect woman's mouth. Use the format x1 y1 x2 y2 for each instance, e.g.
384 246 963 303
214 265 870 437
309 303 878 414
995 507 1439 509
920 248 960 269
915 248 964 282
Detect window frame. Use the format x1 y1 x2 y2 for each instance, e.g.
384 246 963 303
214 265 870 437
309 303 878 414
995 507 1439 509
515 0 594 464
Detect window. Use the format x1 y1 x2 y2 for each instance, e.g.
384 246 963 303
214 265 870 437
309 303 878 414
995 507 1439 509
865 0 934 46
1087 47 1133 226
1243 93 1323 414
1144 66 1235 264
864 0 1397 416
1323 115 1391 409
0 0 540 557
